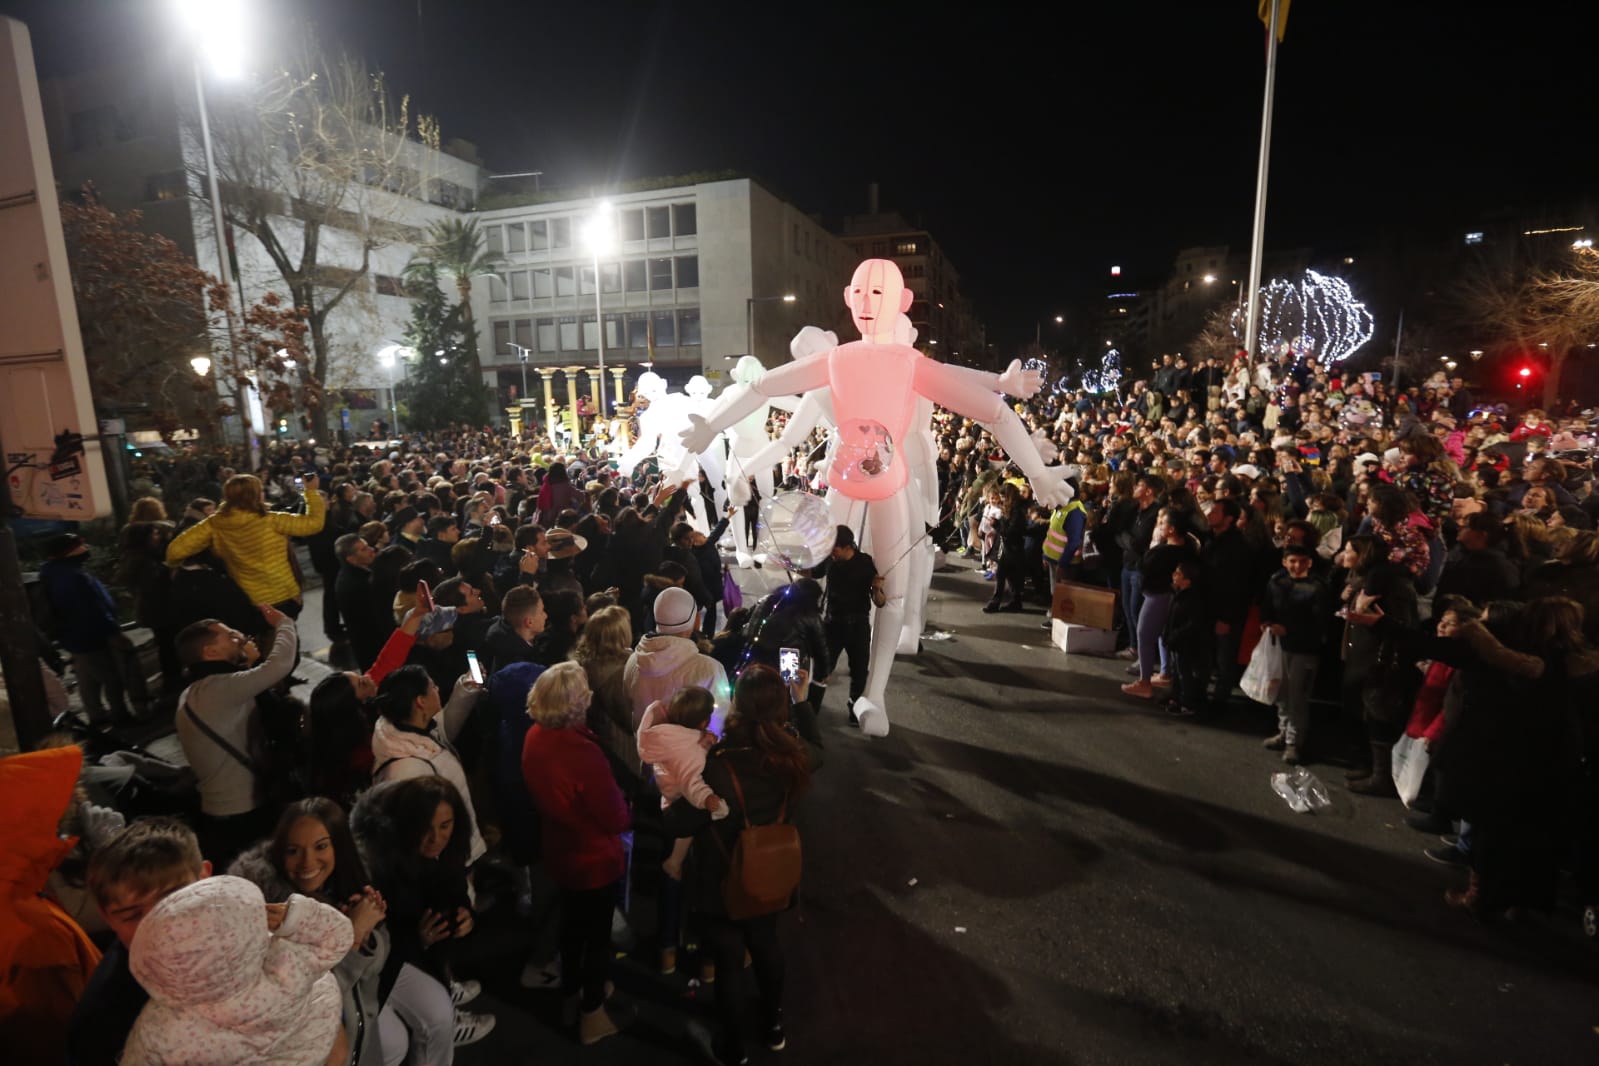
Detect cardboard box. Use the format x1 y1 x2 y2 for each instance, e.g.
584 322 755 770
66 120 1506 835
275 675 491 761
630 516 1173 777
1052 619 1118 655
1051 580 1118 630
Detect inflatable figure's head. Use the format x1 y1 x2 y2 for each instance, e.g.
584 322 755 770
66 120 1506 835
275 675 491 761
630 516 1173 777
844 259 913 344
732 355 766 385
789 327 838 362
636 372 667 400
686 375 712 399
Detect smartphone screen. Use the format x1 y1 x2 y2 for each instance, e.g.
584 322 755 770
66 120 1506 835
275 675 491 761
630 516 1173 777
417 580 433 613
466 650 483 685
293 476 305 491
779 647 800 683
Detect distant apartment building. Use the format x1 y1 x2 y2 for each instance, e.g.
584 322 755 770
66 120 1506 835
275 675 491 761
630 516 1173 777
471 177 856 404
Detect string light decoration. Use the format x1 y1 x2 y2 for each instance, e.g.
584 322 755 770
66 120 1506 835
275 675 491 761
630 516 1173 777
1082 348 1123 394
1233 269 1374 366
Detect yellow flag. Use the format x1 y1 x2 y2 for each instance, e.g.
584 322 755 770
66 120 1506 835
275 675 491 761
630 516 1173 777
1258 0 1289 41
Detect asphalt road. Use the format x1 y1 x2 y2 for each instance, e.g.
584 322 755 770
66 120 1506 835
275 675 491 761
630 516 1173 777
299 557 1599 1066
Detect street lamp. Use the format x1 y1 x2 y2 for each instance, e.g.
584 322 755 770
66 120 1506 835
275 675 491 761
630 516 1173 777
581 201 616 422
189 355 212 377
376 344 406 436
746 294 797 362
507 341 533 402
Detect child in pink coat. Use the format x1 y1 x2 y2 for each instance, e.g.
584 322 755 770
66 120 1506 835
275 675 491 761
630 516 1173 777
637 687 727 974
121 874 352 1066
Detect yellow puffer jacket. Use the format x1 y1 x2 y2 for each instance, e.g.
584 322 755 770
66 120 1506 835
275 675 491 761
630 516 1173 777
165 490 325 606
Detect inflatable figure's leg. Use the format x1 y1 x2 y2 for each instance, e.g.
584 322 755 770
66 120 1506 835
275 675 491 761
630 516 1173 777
853 495 910 738
898 538 934 655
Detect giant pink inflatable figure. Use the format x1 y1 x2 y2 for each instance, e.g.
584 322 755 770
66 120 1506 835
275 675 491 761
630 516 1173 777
682 259 1071 736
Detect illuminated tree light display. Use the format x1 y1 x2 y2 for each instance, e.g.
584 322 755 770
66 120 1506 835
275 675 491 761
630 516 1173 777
1082 348 1123 394
1234 269 1375 365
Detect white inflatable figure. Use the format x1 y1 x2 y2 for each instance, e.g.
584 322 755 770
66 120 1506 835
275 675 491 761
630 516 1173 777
618 371 713 532
683 375 730 517
718 355 803 568
683 259 1067 736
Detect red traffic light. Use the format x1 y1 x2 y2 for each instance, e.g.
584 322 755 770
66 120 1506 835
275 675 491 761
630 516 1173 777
1518 366 1532 378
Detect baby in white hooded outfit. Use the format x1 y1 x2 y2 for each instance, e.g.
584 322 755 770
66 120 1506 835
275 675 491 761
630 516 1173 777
121 874 353 1066
637 686 728 877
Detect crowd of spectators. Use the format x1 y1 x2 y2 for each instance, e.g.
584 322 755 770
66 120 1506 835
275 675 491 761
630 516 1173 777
5 345 1599 1064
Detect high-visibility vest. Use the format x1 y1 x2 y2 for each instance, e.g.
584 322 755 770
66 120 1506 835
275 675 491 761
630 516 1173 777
1043 501 1086 562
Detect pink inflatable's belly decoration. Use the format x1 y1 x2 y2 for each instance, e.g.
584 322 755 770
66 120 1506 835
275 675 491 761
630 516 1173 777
826 343 915 501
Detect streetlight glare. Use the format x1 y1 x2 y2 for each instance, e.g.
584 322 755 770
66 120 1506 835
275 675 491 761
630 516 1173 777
782 294 796 302
582 201 616 256
189 355 212 377
172 0 249 79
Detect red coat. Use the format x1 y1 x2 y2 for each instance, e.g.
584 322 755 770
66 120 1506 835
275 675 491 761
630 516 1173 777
521 723 630 890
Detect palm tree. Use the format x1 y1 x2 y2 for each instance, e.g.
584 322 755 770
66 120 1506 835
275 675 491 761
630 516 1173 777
417 217 497 385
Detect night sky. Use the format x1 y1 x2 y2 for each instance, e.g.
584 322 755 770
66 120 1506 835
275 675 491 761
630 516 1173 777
9 0 1596 352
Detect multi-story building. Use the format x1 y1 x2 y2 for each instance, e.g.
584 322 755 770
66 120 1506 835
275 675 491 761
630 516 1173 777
839 185 986 365
471 177 856 408
38 58 483 433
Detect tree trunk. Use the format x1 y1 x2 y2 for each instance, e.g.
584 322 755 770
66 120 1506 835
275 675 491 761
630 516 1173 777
456 276 484 385
1544 351 1567 411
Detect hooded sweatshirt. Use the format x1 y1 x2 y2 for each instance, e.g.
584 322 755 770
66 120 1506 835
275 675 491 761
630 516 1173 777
370 682 487 865
623 632 730 730
122 876 350 1066
0 748 101 1062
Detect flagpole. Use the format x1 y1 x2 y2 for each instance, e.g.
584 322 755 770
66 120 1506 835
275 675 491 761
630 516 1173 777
1243 0 1282 367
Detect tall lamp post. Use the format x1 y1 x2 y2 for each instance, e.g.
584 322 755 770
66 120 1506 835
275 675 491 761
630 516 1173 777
507 342 532 402
581 202 616 419
171 0 247 437
746 293 797 361
376 344 406 436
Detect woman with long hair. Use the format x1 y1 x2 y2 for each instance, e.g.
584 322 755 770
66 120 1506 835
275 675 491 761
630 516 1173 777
230 796 466 1064
351 777 494 1054
519 663 633 1045
663 663 822 1066
983 482 1030 613
1339 533 1419 794
572 604 642 791
370 664 486 865
165 473 326 615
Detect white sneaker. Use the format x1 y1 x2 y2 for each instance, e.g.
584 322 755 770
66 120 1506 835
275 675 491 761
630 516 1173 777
452 1009 496 1047
449 979 481 1006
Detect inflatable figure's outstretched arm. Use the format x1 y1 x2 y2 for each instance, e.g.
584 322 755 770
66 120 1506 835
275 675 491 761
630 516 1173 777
941 358 1044 401
616 426 658 478
726 391 830 505
681 357 831 453
915 359 1073 507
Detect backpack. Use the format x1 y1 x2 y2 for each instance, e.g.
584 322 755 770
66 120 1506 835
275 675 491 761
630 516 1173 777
714 761 802 920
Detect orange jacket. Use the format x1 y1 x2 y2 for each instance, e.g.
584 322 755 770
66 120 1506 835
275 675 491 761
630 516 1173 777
0 747 102 1060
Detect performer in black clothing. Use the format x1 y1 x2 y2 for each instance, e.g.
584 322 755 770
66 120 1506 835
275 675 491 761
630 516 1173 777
811 525 885 724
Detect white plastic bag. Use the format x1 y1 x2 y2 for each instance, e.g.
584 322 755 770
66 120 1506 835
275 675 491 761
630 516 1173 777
1391 734 1430 808
1271 767 1332 814
1240 632 1286 705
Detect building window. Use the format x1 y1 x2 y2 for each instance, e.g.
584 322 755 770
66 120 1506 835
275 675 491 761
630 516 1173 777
492 320 511 355
604 314 622 348
647 206 670 239
489 274 508 303
627 314 649 349
429 180 464 208
896 241 918 255
551 217 571 248
559 318 579 350
649 258 674 291
794 223 801 252
144 171 186 201
514 319 533 350
506 223 527 253
673 203 697 236
581 316 598 350
652 310 676 346
624 259 647 292
555 266 575 297
485 226 504 256
1464 231 1484 245
675 255 699 288
68 105 131 150
533 268 553 299
580 265 596 296
621 209 645 242
510 271 530 301
536 318 557 352
600 262 622 294
678 309 701 347
530 219 548 251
